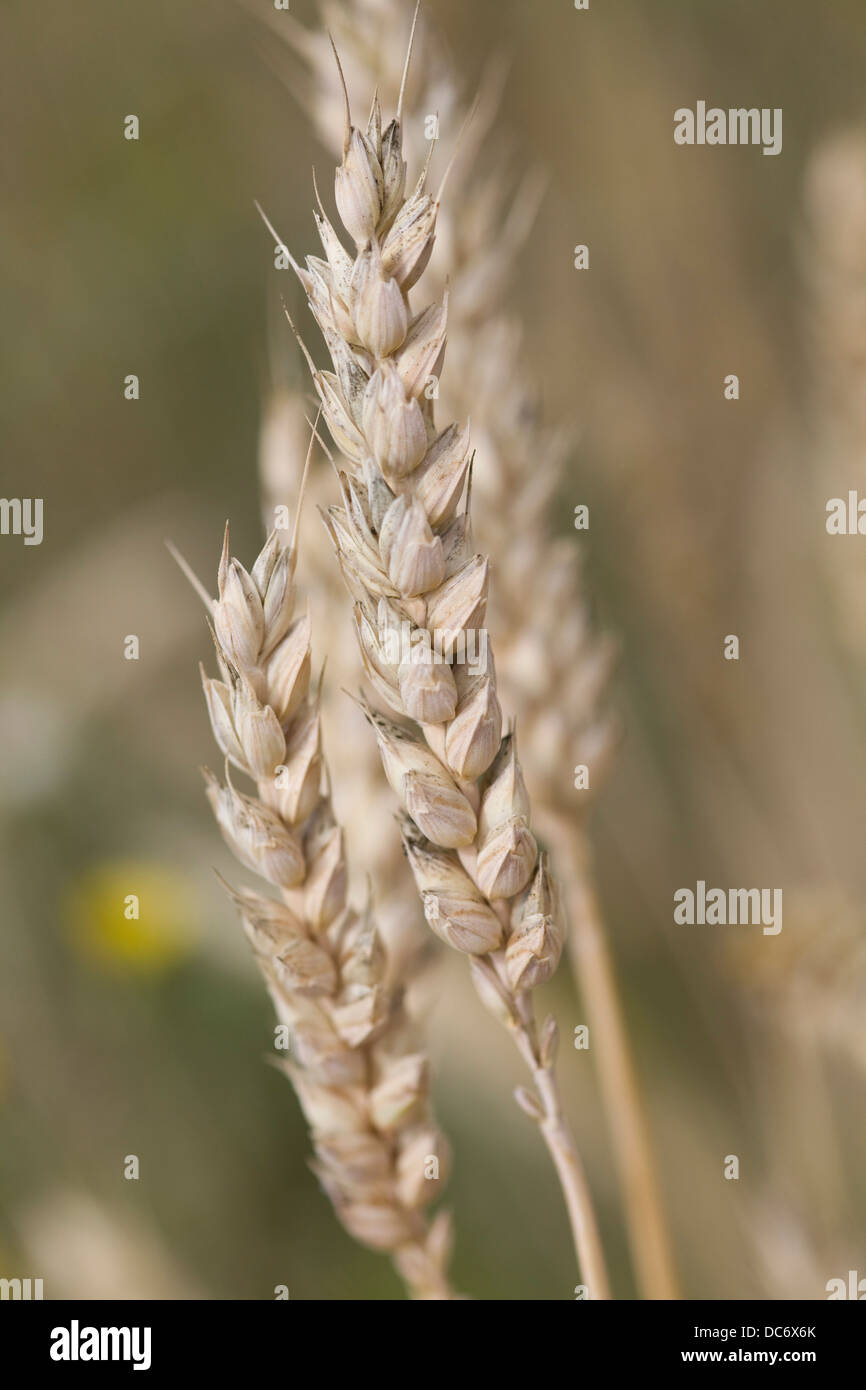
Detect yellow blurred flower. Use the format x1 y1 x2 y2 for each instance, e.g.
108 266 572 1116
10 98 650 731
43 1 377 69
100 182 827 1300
66 860 202 973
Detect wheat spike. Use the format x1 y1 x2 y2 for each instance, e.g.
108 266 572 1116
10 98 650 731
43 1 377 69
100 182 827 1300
174 501 456 1300
273 33 611 1298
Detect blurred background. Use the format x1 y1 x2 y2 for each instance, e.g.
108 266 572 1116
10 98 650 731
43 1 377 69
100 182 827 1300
2 0 866 1299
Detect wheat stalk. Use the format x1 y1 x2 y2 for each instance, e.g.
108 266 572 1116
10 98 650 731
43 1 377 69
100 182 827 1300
803 128 866 657
262 0 678 1300
170 479 456 1301
264 22 611 1298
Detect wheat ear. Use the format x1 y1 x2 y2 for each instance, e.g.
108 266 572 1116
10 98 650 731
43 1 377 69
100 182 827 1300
267 0 677 1299
171 491 456 1300
270 39 610 1298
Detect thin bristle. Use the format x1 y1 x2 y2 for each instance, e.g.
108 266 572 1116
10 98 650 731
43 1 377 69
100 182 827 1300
165 539 214 612
397 1 421 125
327 29 352 152
254 199 302 278
290 411 320 559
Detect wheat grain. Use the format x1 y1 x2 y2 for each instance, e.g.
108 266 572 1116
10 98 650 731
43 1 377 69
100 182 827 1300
172 495 456 1300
